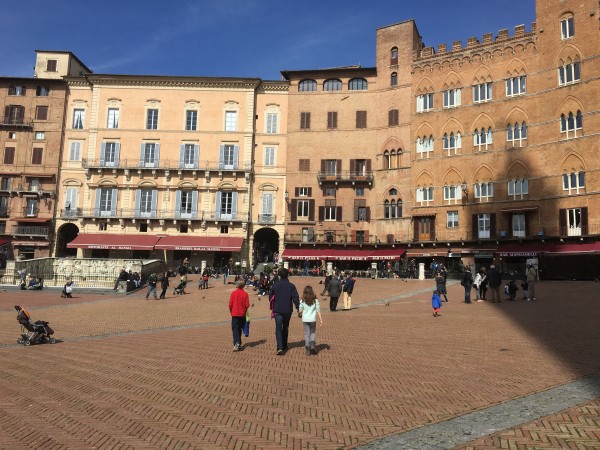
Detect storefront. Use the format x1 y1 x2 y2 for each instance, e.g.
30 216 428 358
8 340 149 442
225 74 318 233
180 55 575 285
153 236 244 270
495 244 544 278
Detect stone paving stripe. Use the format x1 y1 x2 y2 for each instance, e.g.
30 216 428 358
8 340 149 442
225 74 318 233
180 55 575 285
356 372 600 449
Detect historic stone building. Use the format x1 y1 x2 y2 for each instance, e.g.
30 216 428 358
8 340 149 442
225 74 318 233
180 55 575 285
0 51 89 259
54 68 287 270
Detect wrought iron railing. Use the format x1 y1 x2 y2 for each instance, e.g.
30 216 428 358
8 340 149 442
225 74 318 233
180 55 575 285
82 159 253 171
257 214 276 224
12 226 49 237
284 232 381 244
317 170 374 183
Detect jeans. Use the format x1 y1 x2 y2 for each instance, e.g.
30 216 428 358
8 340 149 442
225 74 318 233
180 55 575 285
231 316 246 345
303 322 316 347
464 286 471 303
146 285 157 299
223 274 227 285
274 312 292 350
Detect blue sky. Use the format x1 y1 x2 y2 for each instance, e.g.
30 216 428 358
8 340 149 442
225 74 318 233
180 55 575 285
2 0 536 80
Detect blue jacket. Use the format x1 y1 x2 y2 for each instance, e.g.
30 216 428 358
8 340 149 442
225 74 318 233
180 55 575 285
270 278 300 314
343 277 355 294
432 292 442 309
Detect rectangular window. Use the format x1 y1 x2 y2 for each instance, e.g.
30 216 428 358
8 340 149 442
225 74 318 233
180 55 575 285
32 147 43 165
219 191 234 218
266 113 278 133
327 111 338 129
563 172 585 194
3 147 15 165
447 211 459 228
69 142 81 161
104 142 118 166
512 214 526 238
300 112 311 129
325 159 337 176
297 200 309 220
298 187 309 197
354 199 367 222
473 82 492 103
26 198 38 217
221 144 235 169
1 177 10 190
64 188 78 215
35 106 48 120
29 178 40 191
355 187 365 196
416 187 434 204
324 199 337 221
107 108 119 128
146 109 158 129
558 62 581 86
388 109 399 126
179 191 193 217
561 17 574 39
507 179 529 199
144 143 157 167
478 213 491 238
8 85 26 96
356 110 367 128
46 59 57 72
183 144 196 168
98 188 114 216
225 111 237 131
72 109 84 129
567 208 582 236
35 132 45 140
302 227 315 242
36 86 49 96
299 159 310 171
186 110 197 131
506 76 526 97
139 190 154 216
264 146 276 166
416 93 434 112
324 187 336 197
443 88 462 108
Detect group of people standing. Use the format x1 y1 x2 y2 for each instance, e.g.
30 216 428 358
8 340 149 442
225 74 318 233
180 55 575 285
459 264 538 304
319 272 356 312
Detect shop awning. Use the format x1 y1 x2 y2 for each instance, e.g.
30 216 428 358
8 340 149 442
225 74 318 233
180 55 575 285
367 248 406 260
544 242 600 255
282 248 406 261
11 241 49 247
0 239 10 246
67 234 161 250
406 249 452 257
496 244 548 257
154 236 243 252
281 248 332 260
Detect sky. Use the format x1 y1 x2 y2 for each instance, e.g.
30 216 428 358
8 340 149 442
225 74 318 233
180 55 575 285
1 0 536 80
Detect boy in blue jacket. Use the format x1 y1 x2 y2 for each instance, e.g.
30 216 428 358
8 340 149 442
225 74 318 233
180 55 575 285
432 290 442 317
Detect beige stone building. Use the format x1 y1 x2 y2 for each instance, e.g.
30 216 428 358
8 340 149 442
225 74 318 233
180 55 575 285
55 69 288 270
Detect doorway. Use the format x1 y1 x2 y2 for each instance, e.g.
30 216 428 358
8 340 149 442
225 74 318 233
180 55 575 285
56 223 79 257
253 228 279 267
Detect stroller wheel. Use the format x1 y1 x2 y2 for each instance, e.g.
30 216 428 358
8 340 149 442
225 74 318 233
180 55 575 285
17 338 23 344
22 339 31 346
49 338 57 344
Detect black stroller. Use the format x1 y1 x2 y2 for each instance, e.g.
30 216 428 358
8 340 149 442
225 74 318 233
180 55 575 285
15 305 56 346
173 279 187 295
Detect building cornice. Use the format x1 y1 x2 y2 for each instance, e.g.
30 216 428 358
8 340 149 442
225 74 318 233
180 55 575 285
81 74 262 90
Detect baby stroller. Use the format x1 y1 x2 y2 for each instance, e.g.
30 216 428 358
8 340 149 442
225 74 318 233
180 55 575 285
173 279 187 295
15 305 56 346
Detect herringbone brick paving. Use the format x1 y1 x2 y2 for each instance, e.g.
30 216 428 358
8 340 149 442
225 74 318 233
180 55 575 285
0 278 598 449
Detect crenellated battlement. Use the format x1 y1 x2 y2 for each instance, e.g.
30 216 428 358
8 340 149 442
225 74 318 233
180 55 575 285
415 22 537 62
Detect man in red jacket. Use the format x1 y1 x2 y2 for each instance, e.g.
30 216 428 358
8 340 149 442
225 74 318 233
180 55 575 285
229 279 250 351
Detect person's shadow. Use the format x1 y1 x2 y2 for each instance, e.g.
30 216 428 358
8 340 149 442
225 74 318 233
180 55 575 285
240 339 266 350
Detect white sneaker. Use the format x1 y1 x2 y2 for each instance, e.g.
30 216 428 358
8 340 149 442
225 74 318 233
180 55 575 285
233 343 239 351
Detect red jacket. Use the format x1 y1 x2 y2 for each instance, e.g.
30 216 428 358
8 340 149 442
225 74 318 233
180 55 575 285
229 288 250 317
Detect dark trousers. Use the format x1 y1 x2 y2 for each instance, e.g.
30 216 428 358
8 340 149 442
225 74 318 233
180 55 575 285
231 316 246 345
329 296 339 311
159 287 167 298
464 286 471 303
274 312 292 350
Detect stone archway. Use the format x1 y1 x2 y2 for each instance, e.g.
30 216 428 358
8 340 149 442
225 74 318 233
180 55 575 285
253 228 279 267
56 223 79 257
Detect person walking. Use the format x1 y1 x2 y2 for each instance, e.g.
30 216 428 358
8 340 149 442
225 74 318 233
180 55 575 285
526 264 538 301
229 279 250 351
269 268 300 355
486 264 502 303
159 271 169 299
461 267 473 303
145 272 158 300
432 290 442 317
327 273 342 312
434 271 448 302
299 286 323 356
342 273 356 310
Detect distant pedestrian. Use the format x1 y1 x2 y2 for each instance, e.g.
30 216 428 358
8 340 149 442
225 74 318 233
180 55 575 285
342 273 356 310
229 279 249 351
526 265 537 301
269 268 300 355
159 271 169 299
299 286 323 356
486 265 502 303
461 267 473 303
61 281 74 298
432 290 442 317
328 274 342 311
474 269 486 301
434 271 448 302
146 272 158 300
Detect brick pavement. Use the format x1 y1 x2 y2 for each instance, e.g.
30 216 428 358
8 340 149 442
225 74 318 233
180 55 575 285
0 278 598 449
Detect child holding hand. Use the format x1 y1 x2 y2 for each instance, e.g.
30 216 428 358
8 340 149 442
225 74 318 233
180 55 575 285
299 286 323 355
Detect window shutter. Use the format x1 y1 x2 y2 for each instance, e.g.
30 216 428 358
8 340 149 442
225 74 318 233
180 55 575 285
94 189 101 215
366 207 371 222
307 187 312 197
308 199 315 221
134 189 141 216
353 203 359 221
139 143 146 166
523 213 528 237
294 187 299 197
193 144 199 169
115 143 121 163
175 190 182 217
416 188 423 202
413 220 419 241
151 189 158 217
336 206 342 222
231 192 238 219
219 144 225 169
472 214 478 239
154 144 160 168
192 191 199 218
100 143 106 165
337 160 342 174
233 145 239 169
318 206 324 222
490 213 496 237
351 230 356 243
431 218 436 241
111 188 118 216
350 159 356 175
291 200 297 221
179 144 185 168
364 230 370 242
327 112 332 129
366 159 372 172
320 160 326 173
581 207 588 235
215 191 222 219
306 112 311 129
559 209 567 235
4 106 9 123
36 106 48 120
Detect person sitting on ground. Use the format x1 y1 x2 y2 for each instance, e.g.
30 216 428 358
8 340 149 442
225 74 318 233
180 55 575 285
61 281 74 298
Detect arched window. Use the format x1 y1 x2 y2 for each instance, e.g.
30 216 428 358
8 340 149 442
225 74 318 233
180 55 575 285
443 184 462 204
349 78 368 90
506 122 527 147
391 47 398 65
474 127 493 151
324 79 342 91
416 135 434 158
558 59 581 86
561 110 583 138
562 171 585 194
298 80 317 92
384 188 402 219
561 15 574 39
443 132 461 155
391 72 398 87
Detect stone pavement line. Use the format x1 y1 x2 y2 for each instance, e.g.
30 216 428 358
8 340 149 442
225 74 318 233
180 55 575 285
356 372 600 449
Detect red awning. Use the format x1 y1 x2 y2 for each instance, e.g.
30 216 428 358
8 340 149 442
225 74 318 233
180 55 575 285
0 239 10 246
281 249 332 260
330 249 371 261
368 248 406 260
406 249 450 257
497 242 600 256
544 242 600 255
154 236 243 252
67 234 161 250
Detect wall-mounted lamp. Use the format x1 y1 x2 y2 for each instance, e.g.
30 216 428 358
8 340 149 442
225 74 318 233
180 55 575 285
284 191 289 203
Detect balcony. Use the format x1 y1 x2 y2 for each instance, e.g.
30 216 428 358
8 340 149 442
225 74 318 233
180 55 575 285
0 116 33 128
284 232 379 245
12 226 49 238
257 214 276 224
317 170 373 186
82 159 253 172
63 208 249 223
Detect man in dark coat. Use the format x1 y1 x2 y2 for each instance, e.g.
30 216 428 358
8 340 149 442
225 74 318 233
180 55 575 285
269 268 300 355
486 264 502 303
461 267 473 304
328 274 342 312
